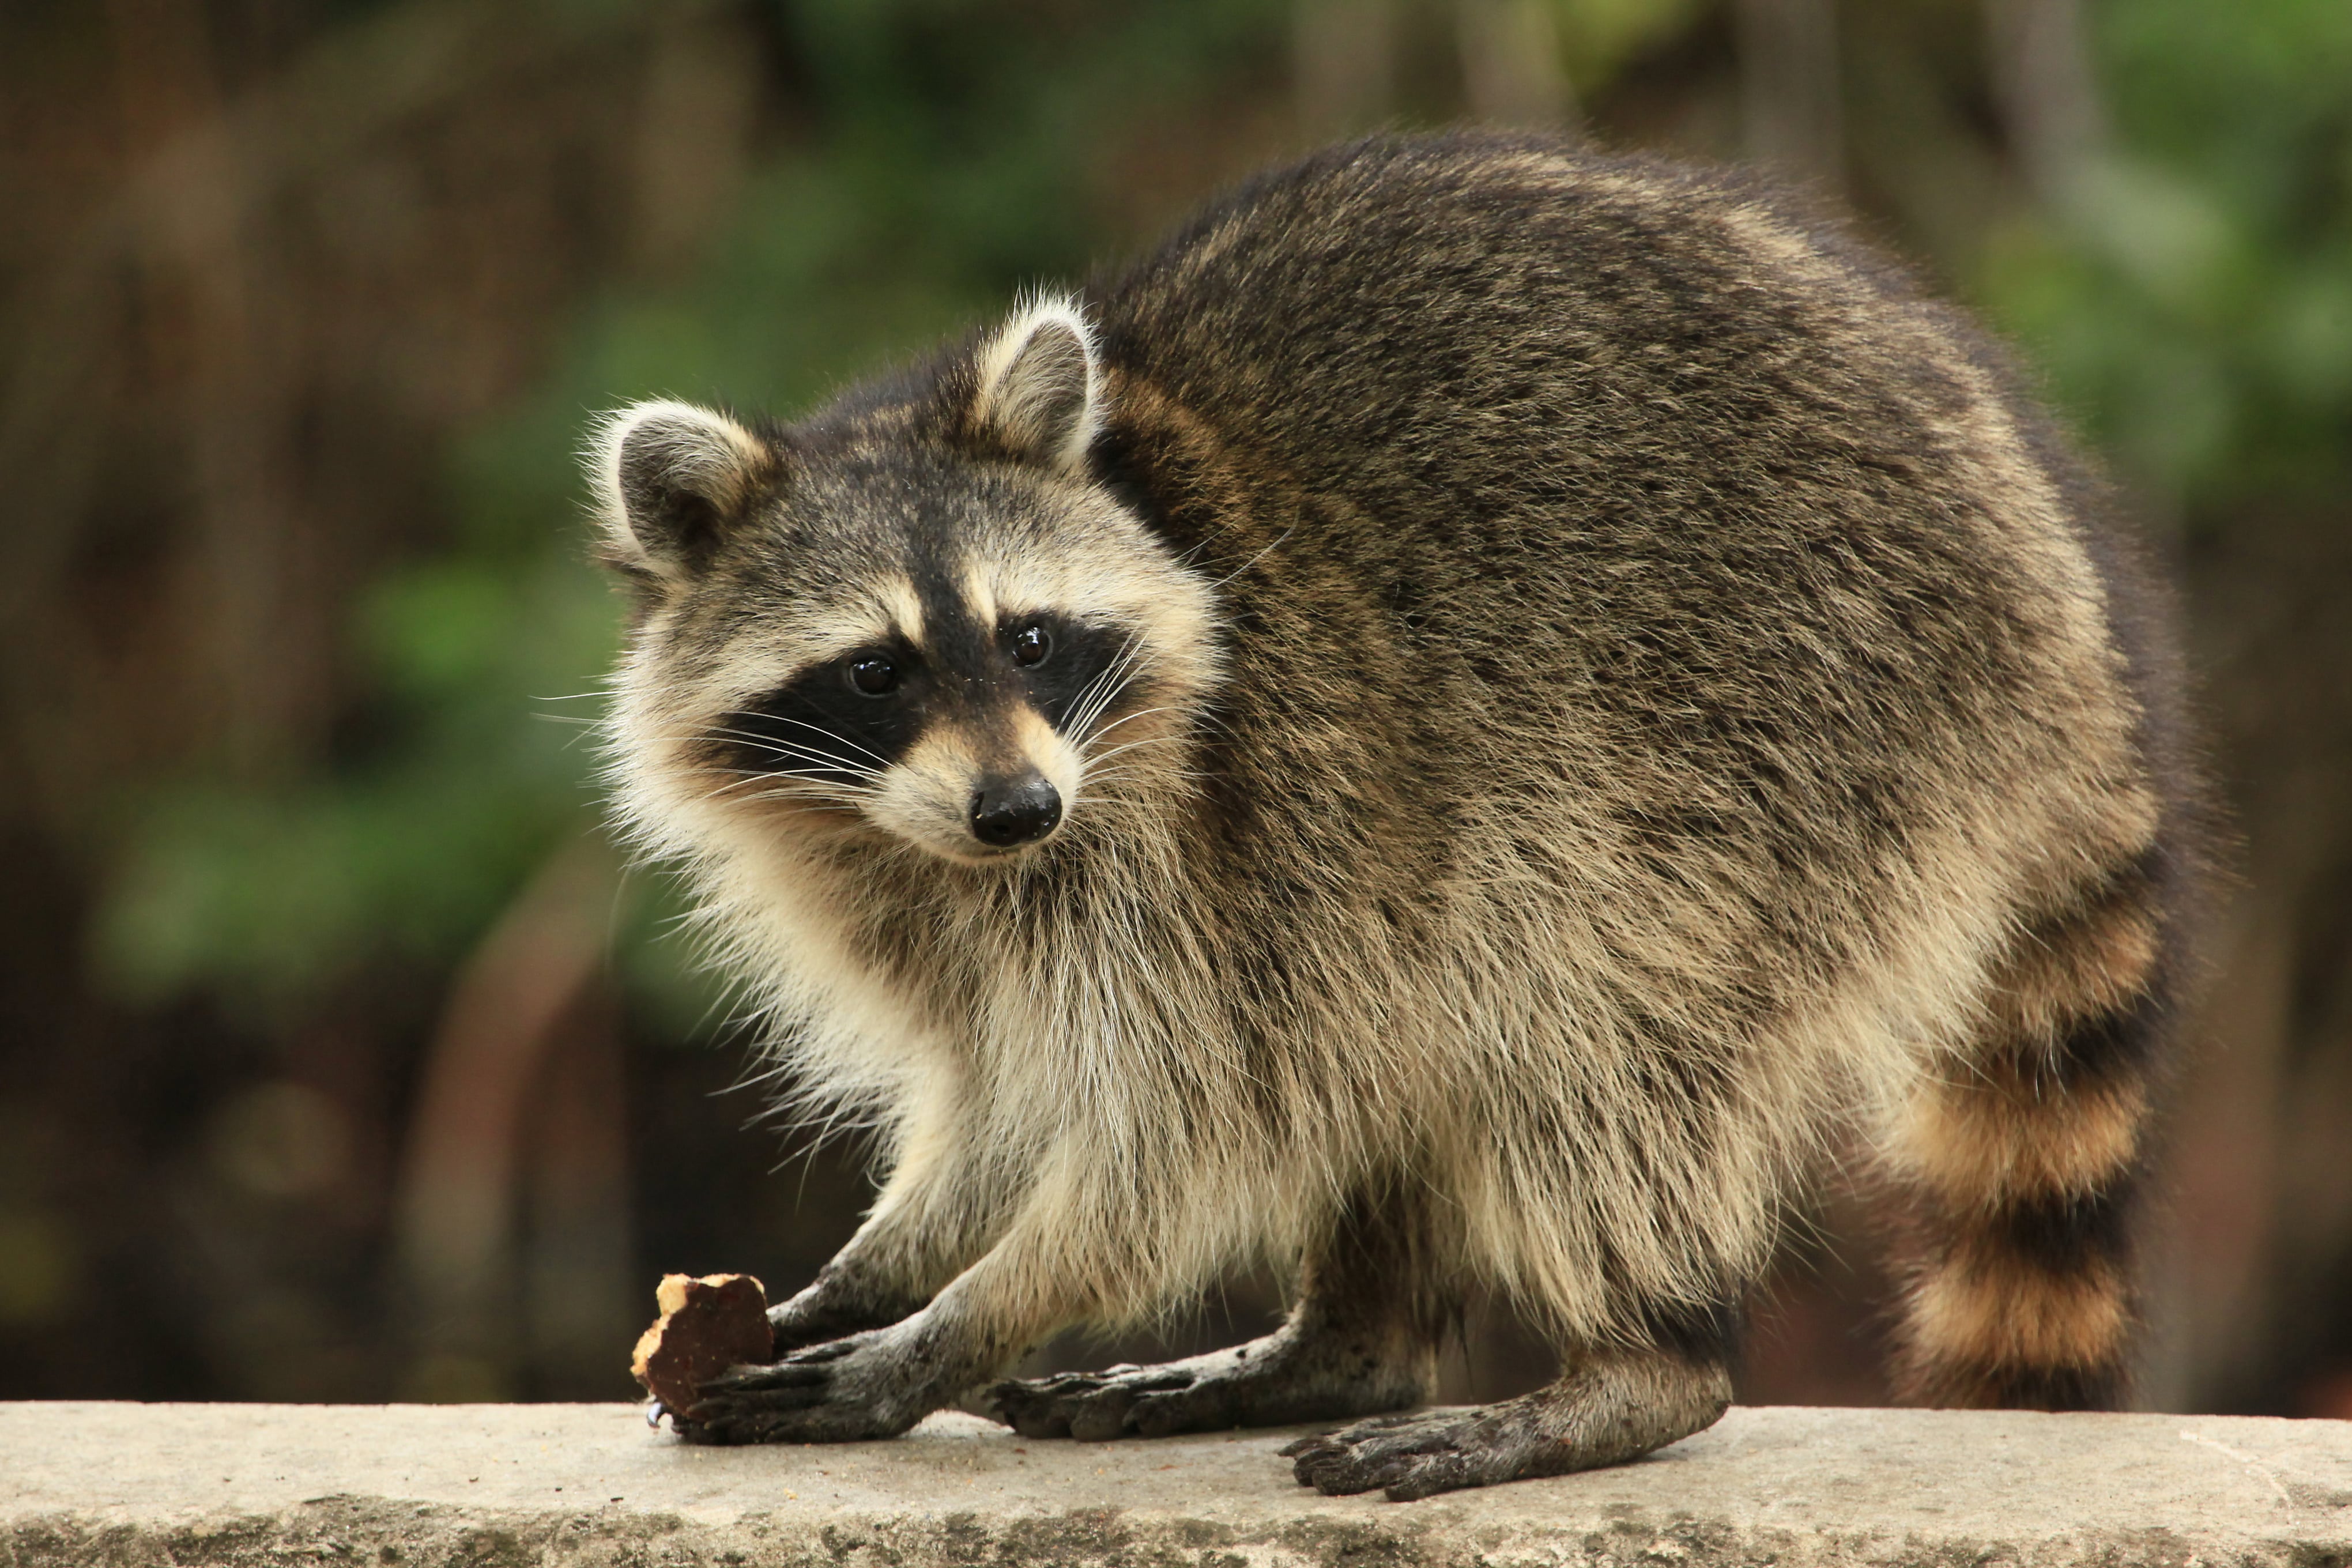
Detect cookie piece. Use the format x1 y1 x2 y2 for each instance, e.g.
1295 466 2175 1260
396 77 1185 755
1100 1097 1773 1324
631 1272 771 1414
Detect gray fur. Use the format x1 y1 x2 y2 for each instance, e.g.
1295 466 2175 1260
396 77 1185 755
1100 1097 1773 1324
587 133 2193 1498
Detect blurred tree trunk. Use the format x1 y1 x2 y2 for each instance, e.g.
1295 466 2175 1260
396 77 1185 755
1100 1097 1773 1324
523 978 636 1399
107 0 322 772
2163 506 2352 1415
1735 0 1842 189
1293 0 1399 141
1984 0 2107 213
1454 0 1577 131
625 11 764 280
393 836 624 1399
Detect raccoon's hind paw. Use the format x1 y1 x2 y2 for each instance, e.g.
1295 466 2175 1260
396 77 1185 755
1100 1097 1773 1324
1282 1351 1731 1500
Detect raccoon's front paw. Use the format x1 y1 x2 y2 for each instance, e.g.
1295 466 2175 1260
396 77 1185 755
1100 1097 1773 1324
988 1362 1197 1440
988 1333 1421 1441
1282 1405 1535 1500
674 1326 935 1444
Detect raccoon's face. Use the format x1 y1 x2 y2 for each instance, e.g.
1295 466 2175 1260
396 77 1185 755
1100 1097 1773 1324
590 299 1218 868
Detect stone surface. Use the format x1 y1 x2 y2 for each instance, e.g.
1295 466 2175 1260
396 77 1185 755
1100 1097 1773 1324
4 1402 2350 1567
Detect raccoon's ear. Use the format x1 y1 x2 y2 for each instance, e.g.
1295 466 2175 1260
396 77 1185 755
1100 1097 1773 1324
586 399 775 580
968 294 1102 474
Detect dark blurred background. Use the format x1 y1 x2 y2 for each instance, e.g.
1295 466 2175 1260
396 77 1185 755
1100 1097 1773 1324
2 0 2348 1419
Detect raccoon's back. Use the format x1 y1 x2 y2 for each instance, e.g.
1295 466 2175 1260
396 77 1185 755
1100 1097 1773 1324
1091 133 2077 643
1085 131 2154 1000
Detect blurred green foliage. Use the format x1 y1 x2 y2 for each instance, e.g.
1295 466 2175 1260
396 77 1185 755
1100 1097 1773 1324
1977 0 2352 509
91 0 2352 1028
1558 0 1705 93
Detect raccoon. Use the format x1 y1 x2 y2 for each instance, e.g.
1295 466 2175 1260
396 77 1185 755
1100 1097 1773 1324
587 133 2200 1499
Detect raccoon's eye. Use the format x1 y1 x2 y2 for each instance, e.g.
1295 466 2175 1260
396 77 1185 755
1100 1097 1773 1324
1011 624 1053 667
846 655 900 696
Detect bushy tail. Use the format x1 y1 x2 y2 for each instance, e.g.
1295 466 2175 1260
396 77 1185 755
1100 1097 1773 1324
1883 846 2179 1408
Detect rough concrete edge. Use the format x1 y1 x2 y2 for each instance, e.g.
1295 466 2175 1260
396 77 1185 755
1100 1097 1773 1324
4 1494 2345 1568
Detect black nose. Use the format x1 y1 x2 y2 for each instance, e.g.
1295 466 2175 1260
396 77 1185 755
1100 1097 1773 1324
969 774 1062 848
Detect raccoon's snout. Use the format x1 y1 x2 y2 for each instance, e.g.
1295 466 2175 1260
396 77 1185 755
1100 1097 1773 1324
970 773 1062 849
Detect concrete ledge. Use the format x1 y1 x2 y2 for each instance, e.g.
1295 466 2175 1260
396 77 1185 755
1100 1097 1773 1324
5 1403 2350 1567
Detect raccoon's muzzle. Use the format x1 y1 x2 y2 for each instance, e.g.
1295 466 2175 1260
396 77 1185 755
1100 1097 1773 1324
970 771 1062 848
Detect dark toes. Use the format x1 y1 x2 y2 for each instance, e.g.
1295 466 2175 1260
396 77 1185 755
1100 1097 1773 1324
992 1372 1100 1408
1283 1411 1416 1458
1127 1389 1206 1438
1065 1389 1137 1442
1036 1373 1111 1398
1287 1435 1376 1494
783 1339 858 1365
693 1381 831 1416
683 1359 836 1431
1113 1366 1193 1393
1295 1453 1382 1496
987 1381 1075 1439
987 1366 1204 1441
1284 1416 1480 1499
701 1360 829 1395
1383 1458 1476 1503
1011 1409 1071 1439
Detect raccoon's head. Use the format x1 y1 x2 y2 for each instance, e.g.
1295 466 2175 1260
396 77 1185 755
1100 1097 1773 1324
589 296 1219 869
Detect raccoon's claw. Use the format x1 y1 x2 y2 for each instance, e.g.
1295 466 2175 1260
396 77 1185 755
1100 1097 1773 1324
672 1328 930 1444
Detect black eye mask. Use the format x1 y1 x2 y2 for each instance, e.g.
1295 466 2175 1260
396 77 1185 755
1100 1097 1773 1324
703 608 1140 792
713 640 931 789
